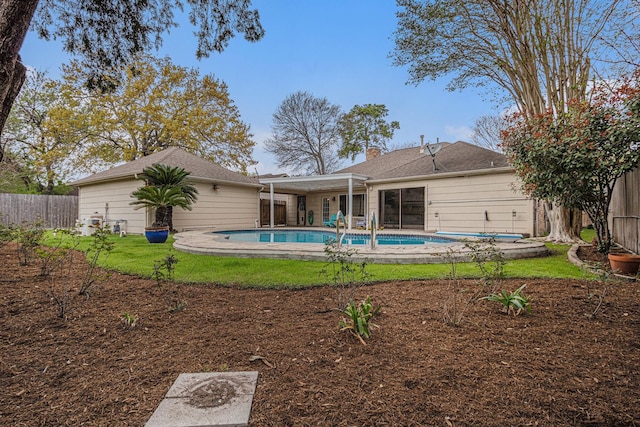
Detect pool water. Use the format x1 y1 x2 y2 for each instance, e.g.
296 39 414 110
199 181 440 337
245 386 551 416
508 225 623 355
214 229 454 245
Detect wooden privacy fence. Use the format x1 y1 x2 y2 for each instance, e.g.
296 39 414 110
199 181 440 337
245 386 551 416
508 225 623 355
0 193 78 228
260 199 287 226
611 165 640 254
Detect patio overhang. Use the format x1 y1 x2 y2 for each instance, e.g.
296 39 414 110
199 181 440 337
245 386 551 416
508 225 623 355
259 173 369 193
258 173 370 229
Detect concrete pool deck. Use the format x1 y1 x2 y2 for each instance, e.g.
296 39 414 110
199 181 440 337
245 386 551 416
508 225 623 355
173 228 549 264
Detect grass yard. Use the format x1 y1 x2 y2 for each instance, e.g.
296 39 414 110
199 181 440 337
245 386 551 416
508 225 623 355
42 231 593 288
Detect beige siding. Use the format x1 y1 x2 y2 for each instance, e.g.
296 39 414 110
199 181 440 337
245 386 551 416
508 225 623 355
79 179 260 234
173 182 260 231
78 180 146 233
368 171 535 235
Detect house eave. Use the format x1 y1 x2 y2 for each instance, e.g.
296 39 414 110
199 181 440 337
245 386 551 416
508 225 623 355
366 166 514 186
72 173 261 188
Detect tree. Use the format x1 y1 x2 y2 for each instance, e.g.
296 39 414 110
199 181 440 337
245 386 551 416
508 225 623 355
337 104 400 161
392 0 639 242
265 91 343 175
471 114 508 152
130 163 199 231
2 70 88 194
502 74 640 253
0 0 264 144
63 56 256 173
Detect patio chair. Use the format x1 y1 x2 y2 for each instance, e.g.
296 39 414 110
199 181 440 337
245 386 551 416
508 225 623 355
356 215 367 229
323 213 337 227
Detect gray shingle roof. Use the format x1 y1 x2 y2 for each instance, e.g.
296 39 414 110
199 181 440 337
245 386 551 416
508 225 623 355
336 141 509 180
71 147 260 187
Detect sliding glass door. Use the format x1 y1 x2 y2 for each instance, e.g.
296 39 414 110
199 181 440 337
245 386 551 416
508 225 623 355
378 187 424 229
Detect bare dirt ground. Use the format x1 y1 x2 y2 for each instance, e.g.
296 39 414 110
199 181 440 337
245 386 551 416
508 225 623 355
1 243 639 426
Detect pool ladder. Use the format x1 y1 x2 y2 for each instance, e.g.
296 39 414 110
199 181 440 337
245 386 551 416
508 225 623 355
335 210 347 246
369 211 377 250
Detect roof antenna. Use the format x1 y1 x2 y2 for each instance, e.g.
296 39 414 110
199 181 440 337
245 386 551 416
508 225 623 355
424 137 441 172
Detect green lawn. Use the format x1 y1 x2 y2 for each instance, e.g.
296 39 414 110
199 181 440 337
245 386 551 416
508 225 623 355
41 231 594 288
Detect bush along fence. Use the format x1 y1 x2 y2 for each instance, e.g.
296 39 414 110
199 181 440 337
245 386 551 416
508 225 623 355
0 193 78 228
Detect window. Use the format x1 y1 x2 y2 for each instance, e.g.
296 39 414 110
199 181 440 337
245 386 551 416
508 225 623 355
339 194 365 216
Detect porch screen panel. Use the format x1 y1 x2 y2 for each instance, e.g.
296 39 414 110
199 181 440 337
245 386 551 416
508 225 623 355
379 189 400 229
401 187 425 229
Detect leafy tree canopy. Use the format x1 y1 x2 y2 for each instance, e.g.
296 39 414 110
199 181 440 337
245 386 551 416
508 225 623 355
2 70 88 194
337 104 399 161
502 72 640 253
32 0 264 91
63 55 256 173
392 0 638 115
0 0 263 155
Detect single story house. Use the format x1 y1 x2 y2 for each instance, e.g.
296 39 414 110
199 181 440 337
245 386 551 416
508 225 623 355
260 141 543 236
71 147 263 234
72 142 542 237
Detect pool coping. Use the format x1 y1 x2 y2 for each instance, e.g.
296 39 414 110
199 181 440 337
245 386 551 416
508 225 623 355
173 228 549 264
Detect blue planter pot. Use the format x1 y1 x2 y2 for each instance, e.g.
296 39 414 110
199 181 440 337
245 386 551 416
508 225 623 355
145 227 169 243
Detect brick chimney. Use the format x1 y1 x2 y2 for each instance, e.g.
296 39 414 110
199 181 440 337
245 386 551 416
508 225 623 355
366 147 381 160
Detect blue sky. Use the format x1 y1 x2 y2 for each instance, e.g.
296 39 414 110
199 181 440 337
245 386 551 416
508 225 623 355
19 1 500 175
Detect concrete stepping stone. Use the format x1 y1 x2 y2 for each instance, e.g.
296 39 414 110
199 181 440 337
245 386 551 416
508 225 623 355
145 371 259 427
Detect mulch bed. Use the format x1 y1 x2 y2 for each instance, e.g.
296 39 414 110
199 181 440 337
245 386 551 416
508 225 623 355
1 242 639 426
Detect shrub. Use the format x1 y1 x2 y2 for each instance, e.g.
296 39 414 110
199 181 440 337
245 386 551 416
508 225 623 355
14 221 45 265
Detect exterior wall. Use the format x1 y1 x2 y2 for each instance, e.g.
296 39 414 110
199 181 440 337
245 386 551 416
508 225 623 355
79 179 260 234
173 181 260 231
77 179 146 234
304 189 367 227
367 171 535 236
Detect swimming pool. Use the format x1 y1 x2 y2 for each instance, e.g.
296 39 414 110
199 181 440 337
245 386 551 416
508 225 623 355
213 229 455 245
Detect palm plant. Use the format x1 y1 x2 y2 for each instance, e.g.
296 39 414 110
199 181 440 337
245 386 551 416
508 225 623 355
129 164 198 231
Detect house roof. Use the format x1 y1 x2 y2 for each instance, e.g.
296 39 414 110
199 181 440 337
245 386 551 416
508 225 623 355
259 141 511 193
336 141 509 180
71 147 260 187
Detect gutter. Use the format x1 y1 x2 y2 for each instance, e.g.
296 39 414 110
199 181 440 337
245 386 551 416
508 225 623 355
366 166 514 185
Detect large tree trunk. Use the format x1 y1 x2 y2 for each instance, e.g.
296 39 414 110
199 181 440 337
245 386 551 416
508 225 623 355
0 0 40 153
545 201 582 243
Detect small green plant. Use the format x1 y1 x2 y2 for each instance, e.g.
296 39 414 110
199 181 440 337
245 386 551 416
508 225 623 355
0 223 15 248
482 284 531 316
79 224 114 296
14 220 45 265
439 246 475 326
153 253 179 286
36 229 73 277
321 238 369 309
121 312 138 328
339 296 381 345
465 238 506 291
152 252 185 312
